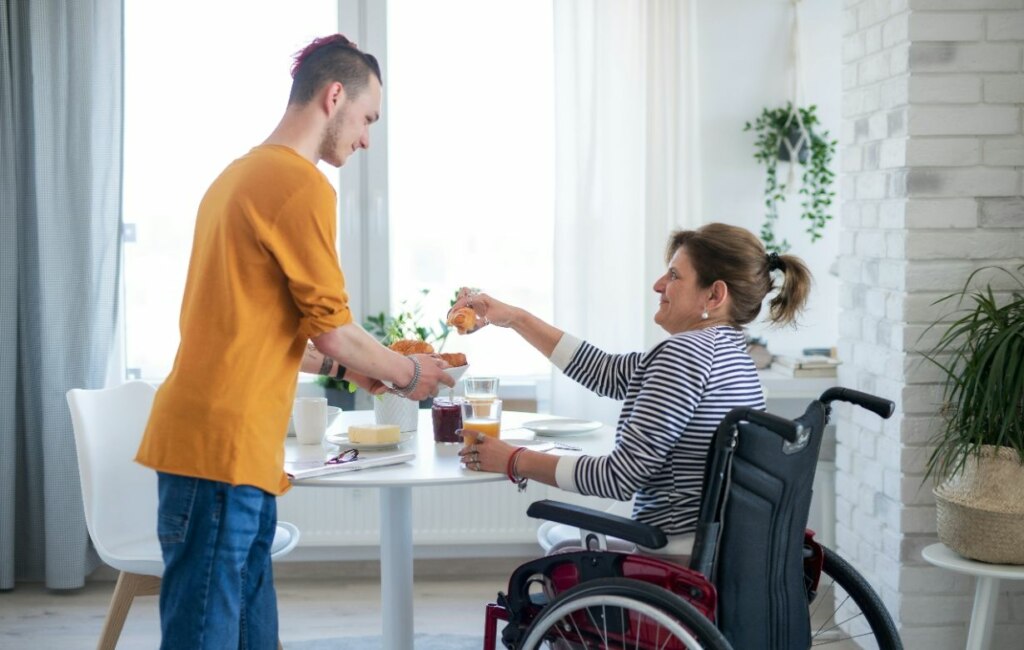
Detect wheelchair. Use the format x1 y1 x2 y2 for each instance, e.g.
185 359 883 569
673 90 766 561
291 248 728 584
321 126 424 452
483 388 903 649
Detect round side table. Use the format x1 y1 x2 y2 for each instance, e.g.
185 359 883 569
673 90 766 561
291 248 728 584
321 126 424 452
921 543 1024 650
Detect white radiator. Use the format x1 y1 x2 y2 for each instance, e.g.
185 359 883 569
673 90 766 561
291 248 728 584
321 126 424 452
277 480 602 549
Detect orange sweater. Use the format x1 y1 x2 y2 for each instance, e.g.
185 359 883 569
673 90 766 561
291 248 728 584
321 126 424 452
136 145 352 495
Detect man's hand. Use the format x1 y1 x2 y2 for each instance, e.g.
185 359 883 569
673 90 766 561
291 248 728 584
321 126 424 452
396 353 455 401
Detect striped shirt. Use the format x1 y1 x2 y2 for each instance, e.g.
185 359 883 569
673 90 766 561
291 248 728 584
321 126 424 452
553 326 765 536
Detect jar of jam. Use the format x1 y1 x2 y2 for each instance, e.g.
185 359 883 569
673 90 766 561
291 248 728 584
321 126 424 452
431 397 464 444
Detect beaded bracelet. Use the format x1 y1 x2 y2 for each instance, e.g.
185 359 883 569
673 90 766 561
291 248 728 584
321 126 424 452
392 356 421 397
507 447 528 492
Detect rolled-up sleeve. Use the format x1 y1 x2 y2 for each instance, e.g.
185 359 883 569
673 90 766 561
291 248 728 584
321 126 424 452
263 183 352 338
554 455 580 492
549 333 583 371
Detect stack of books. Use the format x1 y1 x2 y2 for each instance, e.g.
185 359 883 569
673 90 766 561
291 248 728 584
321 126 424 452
770 354 840 378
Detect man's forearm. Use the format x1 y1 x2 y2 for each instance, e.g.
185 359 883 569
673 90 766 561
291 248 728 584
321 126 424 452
311 323 414 387
300 341 345 378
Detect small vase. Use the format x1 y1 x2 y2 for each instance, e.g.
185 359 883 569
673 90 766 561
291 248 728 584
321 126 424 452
373 393 420 433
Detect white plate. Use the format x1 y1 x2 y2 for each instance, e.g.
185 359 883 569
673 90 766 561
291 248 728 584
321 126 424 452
324 430 415 451
522 418 604 437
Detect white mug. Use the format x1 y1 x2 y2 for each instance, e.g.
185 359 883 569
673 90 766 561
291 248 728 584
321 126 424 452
293 397 328 445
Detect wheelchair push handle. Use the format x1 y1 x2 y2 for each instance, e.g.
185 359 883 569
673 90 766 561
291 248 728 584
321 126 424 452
721 408 802 443
820 387 895 419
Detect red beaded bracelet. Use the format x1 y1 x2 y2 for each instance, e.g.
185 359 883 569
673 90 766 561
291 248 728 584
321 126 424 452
505 448 528 487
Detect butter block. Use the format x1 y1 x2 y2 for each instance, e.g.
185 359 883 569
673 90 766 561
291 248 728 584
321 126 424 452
348 424 401 444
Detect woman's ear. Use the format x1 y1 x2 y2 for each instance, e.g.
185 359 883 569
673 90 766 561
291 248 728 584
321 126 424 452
707 280 729 312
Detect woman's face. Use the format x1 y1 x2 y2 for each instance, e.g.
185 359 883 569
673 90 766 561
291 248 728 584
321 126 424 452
652 248 711 335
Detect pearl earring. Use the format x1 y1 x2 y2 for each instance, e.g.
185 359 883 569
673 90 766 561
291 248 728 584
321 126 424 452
701 308 709 320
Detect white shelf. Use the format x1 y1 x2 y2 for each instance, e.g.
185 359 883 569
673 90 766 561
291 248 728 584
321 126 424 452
758 369 838 401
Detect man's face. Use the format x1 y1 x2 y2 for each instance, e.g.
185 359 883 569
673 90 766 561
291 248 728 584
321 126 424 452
319 74 382 167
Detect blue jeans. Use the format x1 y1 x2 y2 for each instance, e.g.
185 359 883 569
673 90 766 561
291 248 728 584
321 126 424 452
156 472 278 650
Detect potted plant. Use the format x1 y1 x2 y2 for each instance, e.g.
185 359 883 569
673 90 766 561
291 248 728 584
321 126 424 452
744 103 837 254
921 265 1024 564
361 290 455 431
362 288 453 356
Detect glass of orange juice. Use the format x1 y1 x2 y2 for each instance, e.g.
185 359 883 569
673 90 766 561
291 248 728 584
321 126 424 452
461 398 502 439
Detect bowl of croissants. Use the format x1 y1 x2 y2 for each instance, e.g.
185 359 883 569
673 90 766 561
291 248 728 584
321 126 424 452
388 339 469 383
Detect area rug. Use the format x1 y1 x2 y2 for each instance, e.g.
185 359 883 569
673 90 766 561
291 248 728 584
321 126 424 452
287 634 483 649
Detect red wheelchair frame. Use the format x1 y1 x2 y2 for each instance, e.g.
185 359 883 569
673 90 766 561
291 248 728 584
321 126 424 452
481 387 900 650
483 530 826 649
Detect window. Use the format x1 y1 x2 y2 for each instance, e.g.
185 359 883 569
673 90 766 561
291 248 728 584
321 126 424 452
385 0 555 379
122 1 337 379
123 1 555 385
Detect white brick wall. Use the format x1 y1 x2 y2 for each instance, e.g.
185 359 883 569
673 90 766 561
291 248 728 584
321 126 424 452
841 0 1024 646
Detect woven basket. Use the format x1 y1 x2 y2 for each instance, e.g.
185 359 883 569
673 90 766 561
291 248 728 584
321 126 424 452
934 445 1024 565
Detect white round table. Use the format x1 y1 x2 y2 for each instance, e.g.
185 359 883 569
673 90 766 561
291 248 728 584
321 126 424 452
921 542 1024 650
285 409 614 650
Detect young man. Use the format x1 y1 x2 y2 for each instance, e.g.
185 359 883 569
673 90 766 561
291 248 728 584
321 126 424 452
135 35 453 649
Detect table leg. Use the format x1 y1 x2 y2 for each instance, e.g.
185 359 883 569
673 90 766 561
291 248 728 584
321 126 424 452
965 576 999 650
380 486 414 650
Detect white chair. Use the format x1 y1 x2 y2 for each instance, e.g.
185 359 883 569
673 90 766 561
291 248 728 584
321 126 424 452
67 381 300 650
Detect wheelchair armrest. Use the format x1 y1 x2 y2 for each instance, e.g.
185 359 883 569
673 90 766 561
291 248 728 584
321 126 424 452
527 500 668 550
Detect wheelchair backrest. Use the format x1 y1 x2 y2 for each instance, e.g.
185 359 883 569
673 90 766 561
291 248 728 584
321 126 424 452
695 400 827 650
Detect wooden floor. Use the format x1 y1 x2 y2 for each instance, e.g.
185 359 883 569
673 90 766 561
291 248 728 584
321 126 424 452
1 560 866 649
0 565 504 649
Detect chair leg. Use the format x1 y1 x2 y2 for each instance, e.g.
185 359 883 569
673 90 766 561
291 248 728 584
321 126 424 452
97 571 161 650
98 571 283 649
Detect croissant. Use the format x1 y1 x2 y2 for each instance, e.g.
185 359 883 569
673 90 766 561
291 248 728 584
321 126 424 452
447 307 477 335
389 339 434 355
438 352 467 368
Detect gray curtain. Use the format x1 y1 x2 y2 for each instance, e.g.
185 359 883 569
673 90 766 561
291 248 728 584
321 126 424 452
0 0 123 589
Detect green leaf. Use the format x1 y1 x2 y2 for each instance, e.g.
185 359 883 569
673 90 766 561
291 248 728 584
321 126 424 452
917 265 1024 481
747 103 835 249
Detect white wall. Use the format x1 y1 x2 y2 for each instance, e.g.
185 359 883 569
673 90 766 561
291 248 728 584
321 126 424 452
694 0 842 356
840 0 1024 645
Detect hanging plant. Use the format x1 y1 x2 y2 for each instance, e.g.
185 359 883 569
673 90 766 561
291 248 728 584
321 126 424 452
744 103 837 253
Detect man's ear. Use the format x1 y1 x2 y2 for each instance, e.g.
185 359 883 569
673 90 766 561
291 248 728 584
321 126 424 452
321 81 346 117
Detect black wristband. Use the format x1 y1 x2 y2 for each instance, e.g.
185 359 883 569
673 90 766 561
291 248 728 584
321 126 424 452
333 363 347 381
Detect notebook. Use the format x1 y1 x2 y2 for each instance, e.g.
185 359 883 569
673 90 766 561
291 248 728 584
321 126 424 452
285 450 415 481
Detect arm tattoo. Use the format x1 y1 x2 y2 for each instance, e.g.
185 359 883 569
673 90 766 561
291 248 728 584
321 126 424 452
318 354 333 376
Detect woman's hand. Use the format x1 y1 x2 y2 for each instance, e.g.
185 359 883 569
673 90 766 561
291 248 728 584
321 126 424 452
448 287 518 333
458 429 516 473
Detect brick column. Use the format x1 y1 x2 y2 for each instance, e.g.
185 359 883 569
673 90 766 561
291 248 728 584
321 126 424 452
840 0 1023 646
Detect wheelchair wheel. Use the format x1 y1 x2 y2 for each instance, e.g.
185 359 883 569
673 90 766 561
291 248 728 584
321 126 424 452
518 577 731 650
810 546 902 649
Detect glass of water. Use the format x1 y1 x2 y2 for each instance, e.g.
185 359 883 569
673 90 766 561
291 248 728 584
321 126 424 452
464 376 499 401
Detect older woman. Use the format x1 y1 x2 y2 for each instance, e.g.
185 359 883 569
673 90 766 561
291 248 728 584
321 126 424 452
452 223 812 556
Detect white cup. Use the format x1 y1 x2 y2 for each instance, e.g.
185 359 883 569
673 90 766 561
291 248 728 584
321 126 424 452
293 397 328 445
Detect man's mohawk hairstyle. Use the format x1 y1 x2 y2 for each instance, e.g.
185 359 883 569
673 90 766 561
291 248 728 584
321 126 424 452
290 34 358 78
